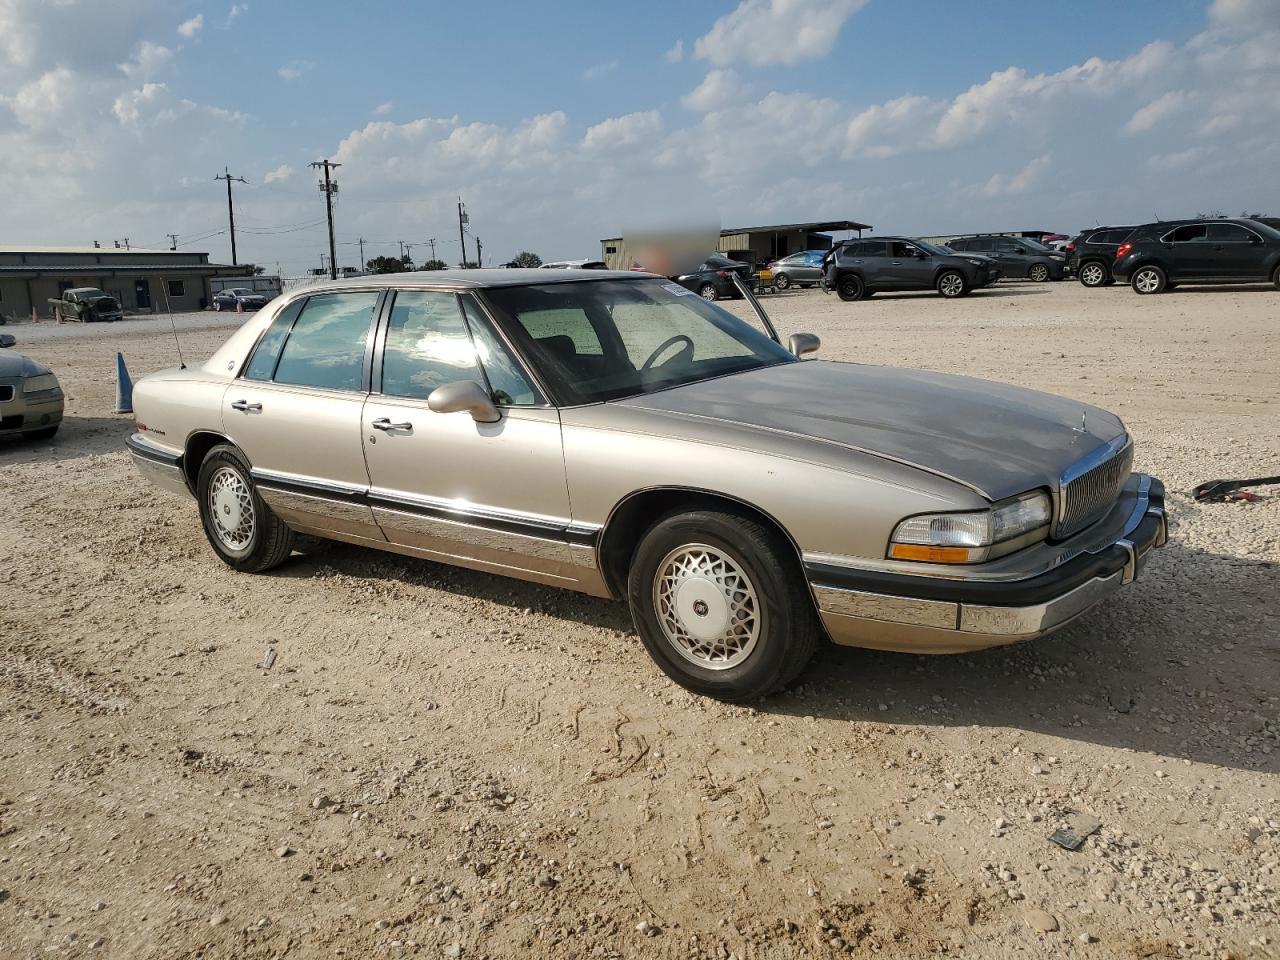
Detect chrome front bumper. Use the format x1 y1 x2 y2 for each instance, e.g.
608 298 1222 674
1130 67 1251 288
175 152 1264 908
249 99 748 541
810 475 1167 654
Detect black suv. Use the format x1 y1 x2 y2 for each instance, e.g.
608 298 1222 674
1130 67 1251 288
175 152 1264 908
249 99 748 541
1065 226 1136 287
1112 218 1280 294
822 237 999 301
946 234 1067 281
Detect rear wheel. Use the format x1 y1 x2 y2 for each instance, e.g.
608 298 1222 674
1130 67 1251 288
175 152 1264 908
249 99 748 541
698 283 718 301
627 509 819 701
1273 265 1280 290
197 443 294 573
1028 263 1051 282
936 270 967 298
774 272 791 291
1078 262 1108 287
1131 265 1166 295
836 274 866 302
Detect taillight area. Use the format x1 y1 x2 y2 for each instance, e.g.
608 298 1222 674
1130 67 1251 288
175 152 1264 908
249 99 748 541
1115 242 1132 259
1064 241 1075 252
717 270 732 278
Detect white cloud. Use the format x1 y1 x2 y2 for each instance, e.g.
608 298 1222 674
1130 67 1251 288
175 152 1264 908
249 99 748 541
980 154 1052 197
1147 147 1209 171
112 82 167 126
694 0 867 67
845 95 941 158
582 60 618 81
264 163 295 183
374 100 393 115
278 60 313 81
227 3 248 23
5 68 81 129
119 40 172 79
1125 91 1189 133
681 69 745 112
582 111 662 151
177 14 203 39
664 39 684 63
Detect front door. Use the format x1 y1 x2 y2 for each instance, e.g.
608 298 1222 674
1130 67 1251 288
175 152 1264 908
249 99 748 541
1164 223 1216 278
223 290 385 540
134 279 151 309
1206 222 1269 279
885 240 934 288
360 290 581 586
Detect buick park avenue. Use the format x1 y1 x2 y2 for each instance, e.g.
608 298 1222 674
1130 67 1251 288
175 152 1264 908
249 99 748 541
127 270 1167 700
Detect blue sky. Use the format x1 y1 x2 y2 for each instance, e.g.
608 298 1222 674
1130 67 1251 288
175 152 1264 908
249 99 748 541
2 0 1276 274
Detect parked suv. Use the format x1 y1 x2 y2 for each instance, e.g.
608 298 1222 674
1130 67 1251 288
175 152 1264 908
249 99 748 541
768 250 826 289
822 237 999 301
947 235 1066 281
1065 226 1136 287
1112 218 1280 294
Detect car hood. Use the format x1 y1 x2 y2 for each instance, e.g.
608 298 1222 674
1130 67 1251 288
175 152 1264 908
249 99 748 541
618 360 1125 501
0 351 52 378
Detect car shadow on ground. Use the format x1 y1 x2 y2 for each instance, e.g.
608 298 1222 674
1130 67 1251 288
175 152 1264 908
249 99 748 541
0 415 131 463
1160 284 1279 295
856 287 1053 303
276 534 1277 774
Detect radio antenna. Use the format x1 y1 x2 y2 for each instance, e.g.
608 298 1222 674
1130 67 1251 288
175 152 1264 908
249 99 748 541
159 277 186 369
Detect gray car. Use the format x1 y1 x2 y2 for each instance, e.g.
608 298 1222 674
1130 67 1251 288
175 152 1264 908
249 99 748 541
947 235 1067 281
823 237 1001 300
0 335 64 440
769 250 826 289
126 270 1166 701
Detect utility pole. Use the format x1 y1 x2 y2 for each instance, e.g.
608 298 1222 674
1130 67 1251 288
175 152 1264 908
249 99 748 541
310 159 341 280
475 236 482 268
425 238 437 262
403 243 415 266
457 198 468 267
166 233 179 251
357 237 366 273
214 168 247 266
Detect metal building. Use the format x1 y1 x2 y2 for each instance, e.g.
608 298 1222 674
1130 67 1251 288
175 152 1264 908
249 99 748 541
0 246 243 321
599 219 872 271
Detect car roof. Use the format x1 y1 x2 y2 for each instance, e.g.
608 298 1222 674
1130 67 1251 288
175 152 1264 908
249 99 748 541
294 269 653 292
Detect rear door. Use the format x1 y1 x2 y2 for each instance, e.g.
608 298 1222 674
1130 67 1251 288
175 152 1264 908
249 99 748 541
224 290 384 540
855 240 892 287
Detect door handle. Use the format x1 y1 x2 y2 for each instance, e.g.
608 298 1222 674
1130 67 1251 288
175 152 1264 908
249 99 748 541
371 417 412 432
890 260 902 265
230 400 262 412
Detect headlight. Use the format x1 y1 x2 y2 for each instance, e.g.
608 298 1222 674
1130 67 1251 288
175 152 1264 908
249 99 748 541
889 490 1051 564
23 373 60 394
964 258 986 266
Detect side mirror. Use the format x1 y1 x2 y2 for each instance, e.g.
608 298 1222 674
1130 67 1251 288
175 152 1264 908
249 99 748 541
788 332 820 358
427 380 501 423
0 334 14 349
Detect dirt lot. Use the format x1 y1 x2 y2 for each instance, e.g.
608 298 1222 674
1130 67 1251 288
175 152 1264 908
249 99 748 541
1 280 1277 960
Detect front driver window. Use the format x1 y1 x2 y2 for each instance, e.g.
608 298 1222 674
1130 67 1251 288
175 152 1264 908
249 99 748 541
381 291 483 400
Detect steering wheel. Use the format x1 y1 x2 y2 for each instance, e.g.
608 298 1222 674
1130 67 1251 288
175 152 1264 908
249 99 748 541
641 334 695 372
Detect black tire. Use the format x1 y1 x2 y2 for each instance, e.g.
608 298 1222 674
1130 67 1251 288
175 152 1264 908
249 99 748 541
1102 277 1117 286
836 273 865 302
26 425 58 441
214 300 223 312
936 270 968 298
1077 262 1108 287
196 443 294 573
1272 264 1280 290
698 283 718 301
1131 265 1167 295
1028 263 1051 282
773 272 791 291
627 509 820 701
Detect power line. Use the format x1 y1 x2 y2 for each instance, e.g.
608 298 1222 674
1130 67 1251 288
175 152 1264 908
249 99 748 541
214 167 248 266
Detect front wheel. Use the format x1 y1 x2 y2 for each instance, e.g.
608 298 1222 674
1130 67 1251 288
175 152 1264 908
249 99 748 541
627 510 819 701
1131 265 1166 295
698 283 718 301
1028 263 1051 282
774 273 791 291
197 443 294 572
1078 262 1108 287
936 270 968 298
836 274 866 301
214 300 223 312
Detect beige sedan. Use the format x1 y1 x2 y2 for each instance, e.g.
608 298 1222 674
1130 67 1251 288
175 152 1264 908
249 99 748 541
127 271 1166 700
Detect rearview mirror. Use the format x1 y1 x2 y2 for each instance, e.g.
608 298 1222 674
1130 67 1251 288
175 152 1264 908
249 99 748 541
788 332 820 358
0 334 14 349
427 380 501 423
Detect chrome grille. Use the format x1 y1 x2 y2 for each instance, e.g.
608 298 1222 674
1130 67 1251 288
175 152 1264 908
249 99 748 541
1057 437 1133 539
0 384 14 403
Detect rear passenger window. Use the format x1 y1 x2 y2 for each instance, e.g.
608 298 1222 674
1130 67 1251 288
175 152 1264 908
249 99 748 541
244 298 305 381
860 241 890 256
272 291 379 391
1167 224 1208 243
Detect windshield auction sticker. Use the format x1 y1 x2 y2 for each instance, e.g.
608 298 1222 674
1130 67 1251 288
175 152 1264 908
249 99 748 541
662 283 694 296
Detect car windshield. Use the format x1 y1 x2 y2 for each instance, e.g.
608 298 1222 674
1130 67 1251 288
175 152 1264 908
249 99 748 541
482 278 795 405
912 239 953 256
229 288 254 295
75 288 109 298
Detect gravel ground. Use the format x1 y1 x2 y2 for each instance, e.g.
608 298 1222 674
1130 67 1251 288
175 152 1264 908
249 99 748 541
1 282 1277 960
